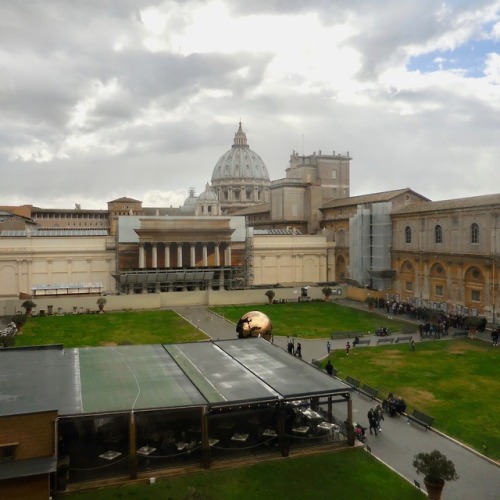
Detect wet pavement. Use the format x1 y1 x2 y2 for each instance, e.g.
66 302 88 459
172 303 500 500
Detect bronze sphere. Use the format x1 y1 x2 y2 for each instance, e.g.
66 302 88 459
236 311 273 341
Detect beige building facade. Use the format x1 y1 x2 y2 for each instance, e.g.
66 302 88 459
391 193 500 321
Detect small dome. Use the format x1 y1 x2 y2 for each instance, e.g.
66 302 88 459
183 188 197 207
211 122 270 182
199 183 218 202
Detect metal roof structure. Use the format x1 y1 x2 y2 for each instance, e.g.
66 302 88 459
0 340 351 418
0 229 108 237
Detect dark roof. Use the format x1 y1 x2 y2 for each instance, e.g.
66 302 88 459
320 188 430 209
108 197 142 203
393 192 500 215
0 456 56 480
0 340 350 417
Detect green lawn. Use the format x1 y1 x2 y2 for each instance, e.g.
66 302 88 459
210 302 412 338
68 448 424 500
327 340 500 460
12 304 499 461
17 310 206 347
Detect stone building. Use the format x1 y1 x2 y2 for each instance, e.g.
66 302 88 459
319 188 430 284
391 193 500 321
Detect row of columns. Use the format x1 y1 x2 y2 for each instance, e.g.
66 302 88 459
138 242 231 269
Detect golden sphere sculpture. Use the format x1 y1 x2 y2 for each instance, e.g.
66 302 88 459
236 311 273 341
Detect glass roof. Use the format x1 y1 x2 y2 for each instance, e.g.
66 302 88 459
166 342 280 406
0 341 351 418
218 339 349 399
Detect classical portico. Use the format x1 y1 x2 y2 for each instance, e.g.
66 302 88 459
115 217 239 294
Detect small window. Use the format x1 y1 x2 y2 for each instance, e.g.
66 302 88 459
405 281 413 291
332 169 337 179
435 225 442 244
435 285 443 296
471 223 479 244
405 226 412 244
0 443 18 462
471 290 481 302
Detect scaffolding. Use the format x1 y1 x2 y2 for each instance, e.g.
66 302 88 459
349 202 393 290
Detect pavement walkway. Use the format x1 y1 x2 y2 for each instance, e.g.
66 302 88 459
172 304 500 500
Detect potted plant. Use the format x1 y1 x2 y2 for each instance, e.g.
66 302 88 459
21 299 36 316
465 315 481 339
322 286 333 301
265 290 275 304
96 297 107 313
413 450 458 499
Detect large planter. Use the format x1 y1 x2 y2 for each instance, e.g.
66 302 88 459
424 478 445 499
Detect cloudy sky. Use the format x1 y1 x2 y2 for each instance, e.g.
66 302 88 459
1 1 499 209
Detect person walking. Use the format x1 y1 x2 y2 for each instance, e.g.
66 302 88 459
375 404 384 432
295 342 302 358
345 341 351 356
325 359 333 376
367 408 378 436
491 327 499 346
326 340 331 354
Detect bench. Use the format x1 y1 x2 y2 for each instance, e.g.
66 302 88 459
358 384 379 400
452 330 469 338
376 338 394 345
395 336 413 343
331 331 362 340
345 376 360 389
406 409 434 430
354 339 371 346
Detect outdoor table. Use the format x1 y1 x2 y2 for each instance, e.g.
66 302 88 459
291 426 310 435
300 408 322 420
317 421 338 438
231 433 249 442
263 429 277 437
137 446 156 456
99 450 121 460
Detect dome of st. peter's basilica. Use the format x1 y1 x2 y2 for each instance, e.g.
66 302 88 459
210 122 270 213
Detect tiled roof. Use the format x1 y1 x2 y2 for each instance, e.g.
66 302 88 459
393 192 500 215
230 203 271 216
320 188 429 209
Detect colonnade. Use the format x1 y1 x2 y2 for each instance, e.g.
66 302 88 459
138 241 232 269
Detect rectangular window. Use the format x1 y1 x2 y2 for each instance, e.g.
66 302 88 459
405 281 412 291
471 290 481 302
332 169 337 179
0 443 18 462
435 285 443 296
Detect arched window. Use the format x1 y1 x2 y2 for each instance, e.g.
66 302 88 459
405 226 412 244
435 225 442 244
471 223 479 244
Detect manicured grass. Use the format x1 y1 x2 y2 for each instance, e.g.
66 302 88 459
327 340 500 460
17 310 206 347
68 448 424 500
210 302 411 338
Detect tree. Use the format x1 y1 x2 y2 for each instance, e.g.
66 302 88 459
21 300 36 316
321 287 333 300
413 450 458 499
265 290 275 304
96 297 107 313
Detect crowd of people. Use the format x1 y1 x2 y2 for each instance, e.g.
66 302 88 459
382 299 489 338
